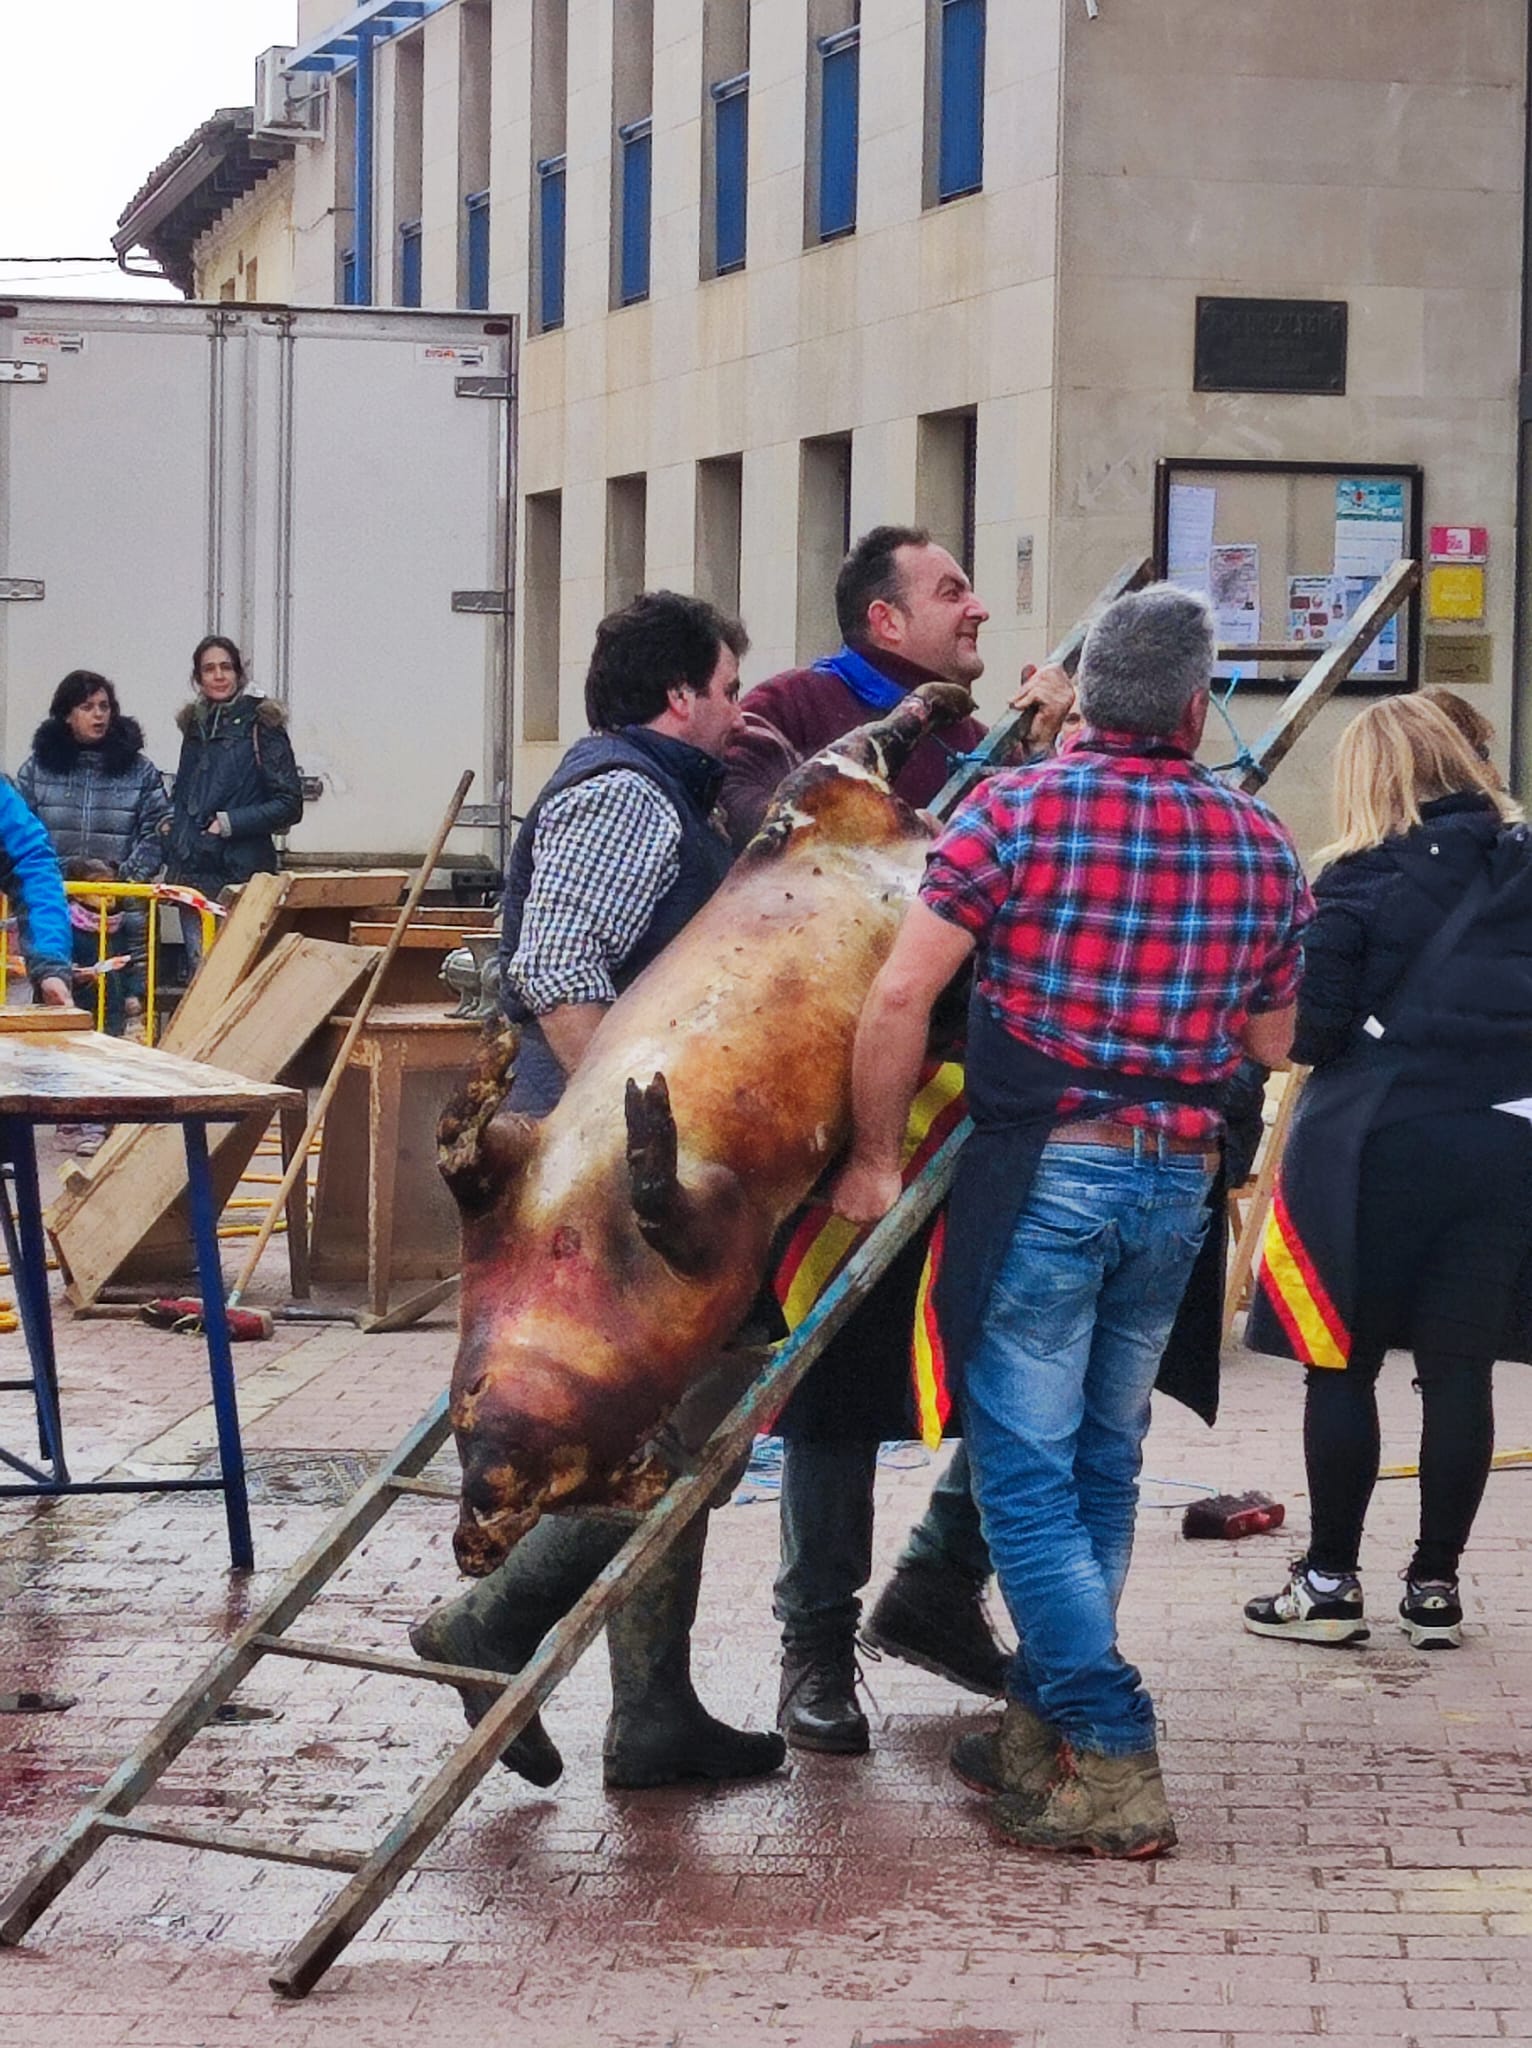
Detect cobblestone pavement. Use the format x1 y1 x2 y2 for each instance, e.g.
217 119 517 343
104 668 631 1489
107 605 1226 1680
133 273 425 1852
2 1172 1531 2045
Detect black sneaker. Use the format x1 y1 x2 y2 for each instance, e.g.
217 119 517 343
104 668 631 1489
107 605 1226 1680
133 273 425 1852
1243 1559 1369 1646
1399 1575 1463 1650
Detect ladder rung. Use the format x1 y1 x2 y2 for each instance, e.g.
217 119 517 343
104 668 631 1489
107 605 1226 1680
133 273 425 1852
99 1812 364 1874
251 1632 510 1689
386 1475 459 1501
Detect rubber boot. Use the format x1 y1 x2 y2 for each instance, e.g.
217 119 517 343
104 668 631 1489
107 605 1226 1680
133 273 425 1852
602 1512 788 1789
994 1743 1178 1860
862 1564 1008 1695
949 1699 1063 1814
411 1511 628 1786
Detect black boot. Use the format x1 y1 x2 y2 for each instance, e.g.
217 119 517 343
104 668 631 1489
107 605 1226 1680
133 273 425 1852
861 1564 1008 1696
602 1513 787 1789
410 1511 628 1785
777 1635 870 1755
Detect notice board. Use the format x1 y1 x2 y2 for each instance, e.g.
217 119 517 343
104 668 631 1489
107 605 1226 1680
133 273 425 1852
1151 458 1423 693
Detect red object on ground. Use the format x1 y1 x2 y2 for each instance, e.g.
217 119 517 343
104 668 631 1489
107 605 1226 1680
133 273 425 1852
139 1296 273 1340
1181 1490 1286 1539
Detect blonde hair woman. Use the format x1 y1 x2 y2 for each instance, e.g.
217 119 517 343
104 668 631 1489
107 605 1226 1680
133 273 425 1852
1244 695 1532 1652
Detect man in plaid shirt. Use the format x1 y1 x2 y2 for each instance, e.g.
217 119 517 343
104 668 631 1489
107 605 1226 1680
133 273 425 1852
831 584 1311 1858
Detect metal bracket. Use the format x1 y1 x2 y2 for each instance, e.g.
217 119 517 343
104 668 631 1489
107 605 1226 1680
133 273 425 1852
454 376 511 400
455 803 507 829
0 580 44 602
0 362 46 386
450 590 514 615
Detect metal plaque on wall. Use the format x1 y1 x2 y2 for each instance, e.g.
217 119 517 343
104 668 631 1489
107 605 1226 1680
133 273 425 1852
1194 297 1348 395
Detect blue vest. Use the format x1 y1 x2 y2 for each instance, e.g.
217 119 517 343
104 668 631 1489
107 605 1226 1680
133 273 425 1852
498 728 732 1108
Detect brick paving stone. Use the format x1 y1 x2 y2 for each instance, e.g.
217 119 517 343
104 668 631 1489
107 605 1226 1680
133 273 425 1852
4 1248 1532 2045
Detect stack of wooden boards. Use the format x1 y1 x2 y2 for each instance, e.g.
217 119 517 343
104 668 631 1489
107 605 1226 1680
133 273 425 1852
45 871 407 1306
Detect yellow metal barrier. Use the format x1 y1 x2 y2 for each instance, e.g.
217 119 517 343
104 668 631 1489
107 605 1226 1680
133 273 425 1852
1 882 222 1045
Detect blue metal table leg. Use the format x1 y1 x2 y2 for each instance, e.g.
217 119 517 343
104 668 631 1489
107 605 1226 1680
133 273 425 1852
0 1116 68 1481
183 1119 253 1571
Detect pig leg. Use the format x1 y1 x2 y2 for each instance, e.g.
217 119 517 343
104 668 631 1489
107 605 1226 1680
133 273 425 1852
625 1073 754 1280
438 1023 539 1215
826 679 976 786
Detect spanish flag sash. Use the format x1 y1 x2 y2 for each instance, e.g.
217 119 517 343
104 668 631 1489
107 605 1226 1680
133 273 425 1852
771 1060 966 1447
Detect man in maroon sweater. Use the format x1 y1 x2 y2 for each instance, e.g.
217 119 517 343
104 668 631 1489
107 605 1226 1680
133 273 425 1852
721 524 1074 1756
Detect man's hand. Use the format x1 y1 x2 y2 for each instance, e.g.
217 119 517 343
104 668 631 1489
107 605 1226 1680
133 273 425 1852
830 1155 903 1226
1007 662 1075 749
38 976 73 1008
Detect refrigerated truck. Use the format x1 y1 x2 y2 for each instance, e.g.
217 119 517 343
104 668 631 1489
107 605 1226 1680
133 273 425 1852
0 297 516 870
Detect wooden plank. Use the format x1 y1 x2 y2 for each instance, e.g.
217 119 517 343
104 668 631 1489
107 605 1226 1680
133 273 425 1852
162 873 292 1057
276 871 408 912
97 1814 364 1877
346 923 476 950
0 1008 93 1032
0 1031 303 1118
47 937 377 1305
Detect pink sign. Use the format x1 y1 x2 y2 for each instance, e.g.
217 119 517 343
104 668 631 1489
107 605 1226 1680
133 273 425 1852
1429 525 1488 563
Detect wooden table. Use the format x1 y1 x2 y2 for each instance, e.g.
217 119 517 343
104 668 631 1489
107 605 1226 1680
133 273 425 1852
307 1004 479 1318
0 1028 300 1569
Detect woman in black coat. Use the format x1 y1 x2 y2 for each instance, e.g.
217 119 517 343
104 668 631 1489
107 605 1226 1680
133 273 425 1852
1244 696 1532 1652
164 636 303 959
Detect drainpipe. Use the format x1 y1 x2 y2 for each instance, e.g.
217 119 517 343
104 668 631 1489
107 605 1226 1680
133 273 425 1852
1513 13 1532 795
353 24 377 305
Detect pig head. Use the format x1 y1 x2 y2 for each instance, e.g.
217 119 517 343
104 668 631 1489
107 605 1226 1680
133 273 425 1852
440 680 974 1575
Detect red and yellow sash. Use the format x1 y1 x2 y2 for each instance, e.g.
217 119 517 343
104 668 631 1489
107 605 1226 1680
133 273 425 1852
771 1060 966 1446
1257 1182 1350 1369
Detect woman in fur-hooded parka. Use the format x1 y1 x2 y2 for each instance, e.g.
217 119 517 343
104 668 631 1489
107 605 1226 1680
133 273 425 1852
16 669 171 881
164 635 303 895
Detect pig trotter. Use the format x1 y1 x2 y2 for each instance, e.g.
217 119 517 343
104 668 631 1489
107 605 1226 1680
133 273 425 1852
625 1073 750 1280
439 1024 538 1215
828 680 975 784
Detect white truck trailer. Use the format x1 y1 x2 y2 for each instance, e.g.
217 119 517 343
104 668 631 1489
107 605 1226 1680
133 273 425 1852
0 296 516 871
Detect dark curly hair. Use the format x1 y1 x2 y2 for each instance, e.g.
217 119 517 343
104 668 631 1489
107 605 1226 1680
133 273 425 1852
834 524 932 646
48 669 119 723
584 590 749 730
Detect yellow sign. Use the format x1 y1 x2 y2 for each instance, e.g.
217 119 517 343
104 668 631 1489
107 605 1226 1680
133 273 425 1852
1427 564 1486 623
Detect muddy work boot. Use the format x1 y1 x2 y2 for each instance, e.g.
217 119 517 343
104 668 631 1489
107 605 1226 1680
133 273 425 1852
777 1636 870 1755
862 1564 1008 1696
603 1513 787 1789
949 1698 1063 1816
994 1743 1178 1860
410 1510 628 1786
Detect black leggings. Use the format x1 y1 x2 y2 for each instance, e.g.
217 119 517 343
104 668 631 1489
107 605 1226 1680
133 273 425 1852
1304 1110 1532 1582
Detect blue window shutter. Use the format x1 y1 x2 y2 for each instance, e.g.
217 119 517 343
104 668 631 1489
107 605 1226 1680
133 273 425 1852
619 119 652 305
938 0 985 201
711 76 748 274
537 156 566 330
465 188 490 310
399 222 422 308
818 31 859 240
340 247 358 305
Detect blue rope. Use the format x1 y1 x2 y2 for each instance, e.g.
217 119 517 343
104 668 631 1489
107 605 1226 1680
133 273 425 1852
1206 667 1265 784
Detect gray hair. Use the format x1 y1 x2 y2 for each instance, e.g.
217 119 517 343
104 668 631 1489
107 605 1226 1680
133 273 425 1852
1076 583 1216 738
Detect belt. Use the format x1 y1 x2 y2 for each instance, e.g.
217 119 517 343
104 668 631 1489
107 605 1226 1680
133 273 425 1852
1048 1118 1219 1168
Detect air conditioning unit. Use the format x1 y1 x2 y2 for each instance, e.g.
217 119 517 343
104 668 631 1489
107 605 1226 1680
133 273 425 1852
254 46 324 140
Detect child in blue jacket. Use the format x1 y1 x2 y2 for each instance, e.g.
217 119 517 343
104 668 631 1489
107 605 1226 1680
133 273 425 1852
0 775 73 1006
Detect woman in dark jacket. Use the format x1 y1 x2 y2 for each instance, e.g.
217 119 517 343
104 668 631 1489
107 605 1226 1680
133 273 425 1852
16 670 170 881
1244 696 1532 1652
165 636 302 957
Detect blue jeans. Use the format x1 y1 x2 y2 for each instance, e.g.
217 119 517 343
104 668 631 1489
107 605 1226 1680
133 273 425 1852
962 1141 1213 1757
774 1439 991 1649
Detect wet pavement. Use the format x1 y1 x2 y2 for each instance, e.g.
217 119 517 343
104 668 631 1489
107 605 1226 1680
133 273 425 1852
3 1151 1532 2046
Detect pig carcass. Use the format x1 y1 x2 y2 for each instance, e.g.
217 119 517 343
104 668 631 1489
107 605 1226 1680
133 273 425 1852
440 681 975 1575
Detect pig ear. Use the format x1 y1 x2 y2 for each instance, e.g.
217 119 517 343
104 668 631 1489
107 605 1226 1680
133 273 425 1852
439 1025 537 1214
625 1072 748 1278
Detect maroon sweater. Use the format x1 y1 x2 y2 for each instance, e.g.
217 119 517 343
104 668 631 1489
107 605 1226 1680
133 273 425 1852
719 658 987 848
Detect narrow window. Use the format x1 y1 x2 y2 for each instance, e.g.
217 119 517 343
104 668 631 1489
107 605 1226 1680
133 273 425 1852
711 76 749 275
796 433 853 662
464 190 491 310
917 408 978 578
695 455 744 618
935 0 985 203
536 159 566 330
612 0 654 309
333 68 358 301
340 247 359 306
606 475 648 613
817 28 859 240
523 491 563 743
617 123 653 305
530 0 569 334
399 222 422 307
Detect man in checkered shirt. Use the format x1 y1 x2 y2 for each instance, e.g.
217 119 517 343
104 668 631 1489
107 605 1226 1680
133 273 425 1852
417 591 788 1796
830 584 1311 1859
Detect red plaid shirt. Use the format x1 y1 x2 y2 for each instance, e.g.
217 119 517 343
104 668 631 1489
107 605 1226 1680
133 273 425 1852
920 727 1313 1138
